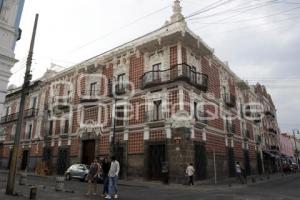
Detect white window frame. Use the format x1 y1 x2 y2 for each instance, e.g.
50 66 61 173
25 121 34 140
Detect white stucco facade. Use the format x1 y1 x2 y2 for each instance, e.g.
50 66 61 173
0 0 24 115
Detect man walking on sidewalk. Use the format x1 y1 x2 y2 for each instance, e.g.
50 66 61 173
186 163 195 186
105 156 120 199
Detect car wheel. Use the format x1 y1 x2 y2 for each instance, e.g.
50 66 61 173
66 173 71 181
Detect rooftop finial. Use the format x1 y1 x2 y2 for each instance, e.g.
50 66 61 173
170 0 184 23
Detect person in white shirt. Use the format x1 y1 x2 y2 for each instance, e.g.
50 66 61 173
186 163 195 186
105 156 120 199
236 161 242 183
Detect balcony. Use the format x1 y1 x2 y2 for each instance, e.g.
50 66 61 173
256 135 262 145
115 83 129 95
0 135 5 142
268 127 277 134
146 110 166 128
224 94 236 108
226 122 235 136
52 97 71 112
270 145 279 151
243 130 250 141
141 63 208 92
265 110 275 118
80 90 101 102
0 113 19 124
194 111 208 129
24 108 38 118
253 113 262 123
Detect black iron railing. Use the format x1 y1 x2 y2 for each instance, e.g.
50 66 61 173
0 113 19 124
224 94 236 108
141 63 208 91
24 108 38 118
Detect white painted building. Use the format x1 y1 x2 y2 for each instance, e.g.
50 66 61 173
0 0 25 115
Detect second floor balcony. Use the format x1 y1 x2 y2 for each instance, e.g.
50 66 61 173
224 94 236 108
141 63 208 92
226 122 236 136
0 113 19 124
80 90 101 102
24 108 38 118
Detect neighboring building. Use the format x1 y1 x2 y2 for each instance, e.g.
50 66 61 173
254 84 281 173
0 0 25 115
279 133 294 159
0 1 281 181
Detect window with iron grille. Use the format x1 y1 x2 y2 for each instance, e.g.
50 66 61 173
152 63 161 81
64 120 69 134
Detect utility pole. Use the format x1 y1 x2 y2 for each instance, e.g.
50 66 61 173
292 129 299 168
6 14 39 195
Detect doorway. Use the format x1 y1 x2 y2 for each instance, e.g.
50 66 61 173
148 144 166 180
81 140 95 165
194 143 207 180
20 150 29 170
56 148 70 175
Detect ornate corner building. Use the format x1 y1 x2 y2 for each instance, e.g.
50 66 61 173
0 0 24 115
0 1 280 181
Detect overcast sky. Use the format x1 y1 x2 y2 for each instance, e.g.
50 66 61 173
9 0 300 133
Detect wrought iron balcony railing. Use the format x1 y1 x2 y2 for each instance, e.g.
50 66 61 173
0 112 19 124
226 122 236 135
80 90 101 102
224 94 236 108
141 63 208 91
24 108 38 118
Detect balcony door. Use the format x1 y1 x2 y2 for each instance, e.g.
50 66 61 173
89 82 97 96
152 63 161 82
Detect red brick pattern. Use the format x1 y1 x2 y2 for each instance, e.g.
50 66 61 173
99 135 110 155
206 133 226 154
129 55 144 89
83 106 98 123
204 104 224 131
70 139 80 156
129 97 145 125
101 64 113 96
183 90 190 113
202 57 221 98
168 90 179 117
234 141 243 162
170 46 178 66
149 130 165 141
194 130 202 142
246 123 253 140
128 132 144 154
235 118 241 136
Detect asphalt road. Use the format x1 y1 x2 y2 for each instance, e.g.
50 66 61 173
1 173 300 200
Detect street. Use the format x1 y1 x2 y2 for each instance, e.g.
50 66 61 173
1 173 300 200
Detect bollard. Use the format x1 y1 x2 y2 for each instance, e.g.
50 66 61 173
29 186 37 200
19 173 27 185
55 176 65 191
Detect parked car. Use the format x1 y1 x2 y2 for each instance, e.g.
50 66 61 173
65 164 89 182
65 164 104 183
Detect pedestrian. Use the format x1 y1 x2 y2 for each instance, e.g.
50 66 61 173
236 161 242 184
105 156 120 199
185 163 195 186
86 158 99 196
102 157 111 197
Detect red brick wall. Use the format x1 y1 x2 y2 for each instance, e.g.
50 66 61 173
234 141 243 162
204 104 224 131
70 139 80 156
206 133 226 155
235 118 241 136
246 123 253 140
128 132 144 154
202 57 221 98
84 106 98 123
183 90 190 113
194 130 202 142
170 46 178 66
129 97 145 125
168 90 179 117
129 55 144 89
101 64 113 96
149 130 165 141
99 135 110 155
